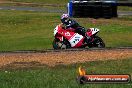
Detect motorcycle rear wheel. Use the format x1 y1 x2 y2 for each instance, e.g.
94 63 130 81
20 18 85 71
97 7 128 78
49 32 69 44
53 39 71 49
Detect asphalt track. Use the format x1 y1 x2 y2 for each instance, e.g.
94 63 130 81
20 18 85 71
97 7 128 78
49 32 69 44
0 47 132 54
0 6 132 16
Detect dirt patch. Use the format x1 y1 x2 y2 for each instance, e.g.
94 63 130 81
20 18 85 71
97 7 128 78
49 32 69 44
0 49 132 69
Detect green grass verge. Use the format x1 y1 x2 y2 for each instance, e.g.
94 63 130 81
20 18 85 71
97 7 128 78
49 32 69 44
0 10 132 51
0 10 60 51
1 1 132 12
118 6 132 11
3 1 132 12
0 58 132 88
0 1 67 10
8 0 69 4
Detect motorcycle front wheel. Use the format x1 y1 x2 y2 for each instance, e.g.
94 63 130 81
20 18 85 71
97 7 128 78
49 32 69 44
88 36 105 48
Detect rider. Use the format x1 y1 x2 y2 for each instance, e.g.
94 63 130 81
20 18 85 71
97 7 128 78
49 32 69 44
61 13 91 44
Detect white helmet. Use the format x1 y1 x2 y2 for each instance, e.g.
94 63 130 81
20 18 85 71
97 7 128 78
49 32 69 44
61 13 69 19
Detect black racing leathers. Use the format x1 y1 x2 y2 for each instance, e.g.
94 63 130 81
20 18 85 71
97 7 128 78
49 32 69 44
61 18 86 36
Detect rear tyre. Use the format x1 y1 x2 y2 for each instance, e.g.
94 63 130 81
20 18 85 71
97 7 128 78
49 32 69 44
53 39 60 49
53 38 71 49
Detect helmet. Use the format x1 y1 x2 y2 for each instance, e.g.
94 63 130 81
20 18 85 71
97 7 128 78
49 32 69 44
61 14 70 23
61 14 69 20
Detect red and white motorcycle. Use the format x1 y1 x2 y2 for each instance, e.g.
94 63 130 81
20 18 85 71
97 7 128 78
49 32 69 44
53 24 105 49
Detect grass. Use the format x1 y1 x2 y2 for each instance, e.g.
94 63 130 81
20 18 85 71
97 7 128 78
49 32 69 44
0 58 132 88
7 0 69 4
118 6 132 11
2 1 132 12
0 10 132 51
1 1 132 12
0 10 61 51
0 1 67 11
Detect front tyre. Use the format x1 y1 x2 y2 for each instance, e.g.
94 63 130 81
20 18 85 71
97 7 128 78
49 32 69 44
88 36 105 48
93 36 105 48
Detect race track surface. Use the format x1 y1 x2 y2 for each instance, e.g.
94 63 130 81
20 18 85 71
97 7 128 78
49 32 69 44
0 48 132 69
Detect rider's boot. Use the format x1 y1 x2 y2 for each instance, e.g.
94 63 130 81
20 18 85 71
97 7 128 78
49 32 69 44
85 34 92 44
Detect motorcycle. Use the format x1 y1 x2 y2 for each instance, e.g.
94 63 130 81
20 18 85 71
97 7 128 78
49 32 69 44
53 24 105 49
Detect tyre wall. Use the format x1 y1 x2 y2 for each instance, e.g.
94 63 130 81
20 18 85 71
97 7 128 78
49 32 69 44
67 1 118 18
